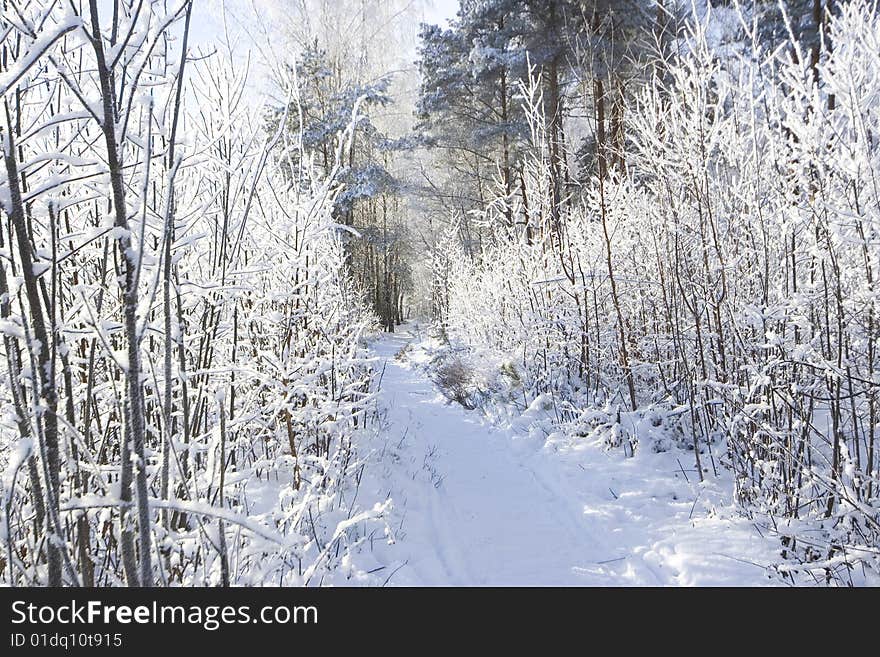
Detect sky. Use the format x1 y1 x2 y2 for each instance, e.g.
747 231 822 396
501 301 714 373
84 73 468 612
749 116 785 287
424 0 460 27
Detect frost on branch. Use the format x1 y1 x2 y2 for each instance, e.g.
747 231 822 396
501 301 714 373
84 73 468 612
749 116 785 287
0 0 386 587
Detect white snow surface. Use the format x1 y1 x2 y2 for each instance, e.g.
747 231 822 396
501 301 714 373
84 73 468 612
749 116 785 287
368 322 788 586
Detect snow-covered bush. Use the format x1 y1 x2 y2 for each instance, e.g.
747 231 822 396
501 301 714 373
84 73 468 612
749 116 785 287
0 0 385 586
436 1 880 582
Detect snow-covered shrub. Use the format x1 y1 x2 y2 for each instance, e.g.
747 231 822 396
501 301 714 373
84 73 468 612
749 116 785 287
0 1 386 586
435 1 880 582
434 356 478 409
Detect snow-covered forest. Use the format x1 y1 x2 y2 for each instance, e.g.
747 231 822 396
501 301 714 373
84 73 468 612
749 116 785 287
1 0 878 587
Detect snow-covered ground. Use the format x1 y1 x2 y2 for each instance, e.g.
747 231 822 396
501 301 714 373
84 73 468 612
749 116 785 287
368 322 789 586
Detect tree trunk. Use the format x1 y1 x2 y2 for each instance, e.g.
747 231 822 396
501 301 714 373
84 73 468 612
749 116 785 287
89 0 152 586
2 115 63 586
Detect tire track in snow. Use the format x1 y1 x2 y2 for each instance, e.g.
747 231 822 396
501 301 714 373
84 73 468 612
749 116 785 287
368 323 785 586
371 325 601 585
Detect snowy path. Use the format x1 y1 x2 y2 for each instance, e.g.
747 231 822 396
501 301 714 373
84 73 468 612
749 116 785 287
369 323 784 586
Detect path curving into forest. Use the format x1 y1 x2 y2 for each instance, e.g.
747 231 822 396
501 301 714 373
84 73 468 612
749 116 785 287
370 323 784 587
